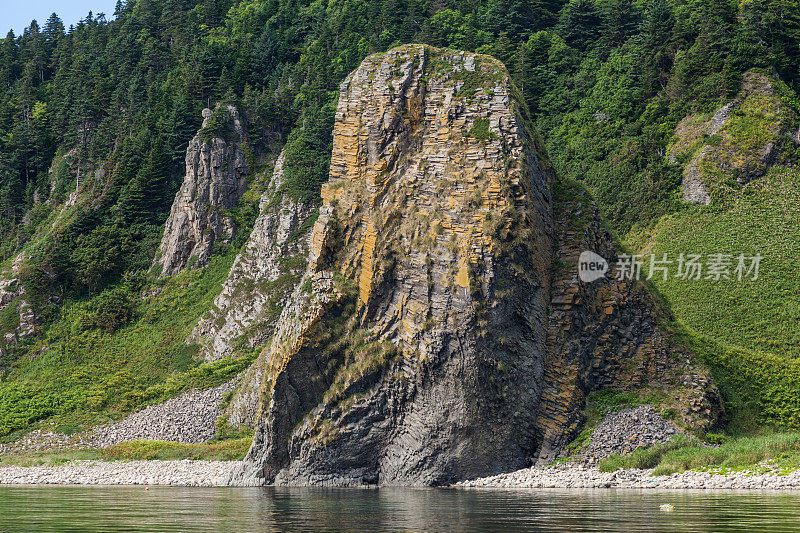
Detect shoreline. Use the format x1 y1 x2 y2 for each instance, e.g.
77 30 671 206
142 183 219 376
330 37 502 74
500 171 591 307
3 461 800 489
0 460 241 487
456 463 800 490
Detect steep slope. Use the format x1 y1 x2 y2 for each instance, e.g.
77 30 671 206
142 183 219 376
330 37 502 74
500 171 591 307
641 168 800 429
153 105 250 278
230 45 719 487
0 108 253 439
534 183 720 463
0 148 119 360
0 255 37 356
669 72 800 205
632 72 800 430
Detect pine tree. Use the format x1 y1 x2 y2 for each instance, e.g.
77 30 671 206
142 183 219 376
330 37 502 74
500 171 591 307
640 0 675 92
492 32 514 66
138 140 171 215
43 14 65 43
0 31 20 92
601 0 641 47
556 0 602 50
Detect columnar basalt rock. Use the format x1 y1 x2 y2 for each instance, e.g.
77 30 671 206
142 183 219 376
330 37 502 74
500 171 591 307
533 186 721 464
153 105 250 277
231 44 555 486
191 149 316 366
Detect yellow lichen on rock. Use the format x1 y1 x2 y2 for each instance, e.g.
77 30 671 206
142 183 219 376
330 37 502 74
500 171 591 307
358 222 377 304
455 259 470 289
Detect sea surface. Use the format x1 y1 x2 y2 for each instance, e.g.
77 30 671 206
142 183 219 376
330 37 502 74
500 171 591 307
1 485 800 532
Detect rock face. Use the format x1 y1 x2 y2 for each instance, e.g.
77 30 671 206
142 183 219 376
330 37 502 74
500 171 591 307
0 278 35 351
231 44 555 486
230 44 720 487
532 185 721 464
670 72 800 204
191 149 316 364
153 105 250 277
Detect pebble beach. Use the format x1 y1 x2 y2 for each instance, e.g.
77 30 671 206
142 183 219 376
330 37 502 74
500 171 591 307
2 460 800 489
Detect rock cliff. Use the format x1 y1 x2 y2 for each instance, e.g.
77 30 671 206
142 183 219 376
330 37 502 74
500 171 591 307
231 44 555 486
153 105 250 277
670 72 800 204
0 254 40 357
192 148 316 364
229 45 720 486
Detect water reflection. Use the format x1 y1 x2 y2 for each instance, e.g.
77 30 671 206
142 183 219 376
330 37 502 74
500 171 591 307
2 485 800 532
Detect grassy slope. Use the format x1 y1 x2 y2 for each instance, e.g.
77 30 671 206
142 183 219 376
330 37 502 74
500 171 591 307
643 169 800 356
0 252 253 440
631 168 800 431
600 432 800 476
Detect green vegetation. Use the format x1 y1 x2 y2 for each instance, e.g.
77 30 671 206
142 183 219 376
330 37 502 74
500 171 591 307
585 389 645 425
562 426 593 458
0 438 252 466
101 438 252 461
198 105 237 143
0 252 251 439
599 432 800 475
640 169 800 429
467 118 497 142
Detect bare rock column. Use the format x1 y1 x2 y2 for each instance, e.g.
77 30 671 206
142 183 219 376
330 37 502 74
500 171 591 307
153 105 250 277
231 44 555 486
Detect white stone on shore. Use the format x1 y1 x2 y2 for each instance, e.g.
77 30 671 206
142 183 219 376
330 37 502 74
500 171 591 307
0 460 242 487
4 460 800 489
455 462 800 490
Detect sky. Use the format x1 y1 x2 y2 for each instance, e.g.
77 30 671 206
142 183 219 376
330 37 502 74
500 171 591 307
2 0 119 36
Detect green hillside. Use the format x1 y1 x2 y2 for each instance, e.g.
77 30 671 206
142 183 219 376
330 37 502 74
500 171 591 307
0 253 252 437
639 169 800 430
644 170 800 358
1 0 800 441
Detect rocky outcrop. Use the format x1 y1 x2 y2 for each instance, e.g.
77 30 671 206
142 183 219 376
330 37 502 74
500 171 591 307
191 149 316 364
229 45 719 487
533 185 720 463
0 254 40 354
670 72 800 204
153 105 250 277
231 44 555 486
0 279 34 350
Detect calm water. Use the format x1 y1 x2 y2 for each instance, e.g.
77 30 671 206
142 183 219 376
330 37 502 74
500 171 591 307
1 486 800 532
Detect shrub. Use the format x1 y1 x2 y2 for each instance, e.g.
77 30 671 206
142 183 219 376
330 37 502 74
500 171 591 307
89 288 135 333
467 118 497 142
